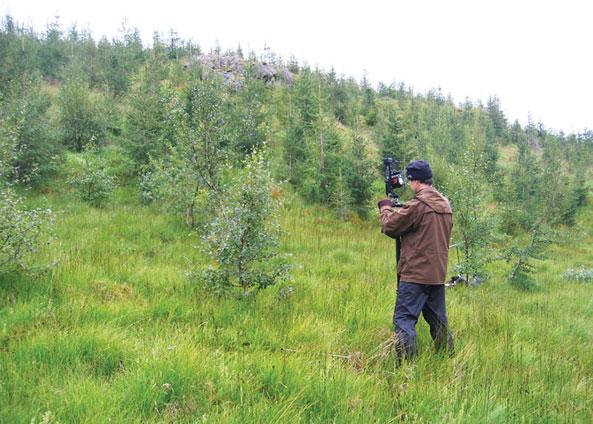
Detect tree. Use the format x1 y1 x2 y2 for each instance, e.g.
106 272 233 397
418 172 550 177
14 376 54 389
505 226 549 290
67 149 117 205
124 59 173 167
0 76 60 183
39 17 68 80
58 73 107 152
446 134 496 283
225 72 268 157
377 105 417 167
199 150 290 296
0 15 41 91
0 126 53 273
0 185 54 273
360 74 377 126
486 96 507 139
142 77 228 228
345 132 374 218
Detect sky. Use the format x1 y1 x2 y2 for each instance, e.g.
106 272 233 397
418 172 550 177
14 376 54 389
2 0 592 134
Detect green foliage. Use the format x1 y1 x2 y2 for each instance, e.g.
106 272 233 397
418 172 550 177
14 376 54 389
39 18 68 80
99 144 137 182
0 16 42 91
199 150 290 295
562 266 593 283
96 26 144 97
360 75 377 126
123 62 175 166
331 167 353 220
327 71 356 126
505 227 550 290
486 96 507 140
0 184 53 272
67 150 117 205
142 77 227 228
58 75 108 152
344 133 374 218
2 17 593 423
376 105 418 167
446 134 496 282
225 73 268 157
0 76 60 183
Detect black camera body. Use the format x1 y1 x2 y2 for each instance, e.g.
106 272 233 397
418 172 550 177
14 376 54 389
383 157 404 207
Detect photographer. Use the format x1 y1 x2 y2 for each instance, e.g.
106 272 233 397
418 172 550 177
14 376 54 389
378 160 454 359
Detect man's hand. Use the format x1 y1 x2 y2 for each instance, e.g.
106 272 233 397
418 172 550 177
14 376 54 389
378 199 393 210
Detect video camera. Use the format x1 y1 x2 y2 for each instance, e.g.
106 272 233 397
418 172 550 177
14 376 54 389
383 157 404 207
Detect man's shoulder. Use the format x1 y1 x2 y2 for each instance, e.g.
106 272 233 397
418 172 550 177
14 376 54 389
415 187 452 214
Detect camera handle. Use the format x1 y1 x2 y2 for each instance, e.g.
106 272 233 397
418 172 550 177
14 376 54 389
387 194 402 288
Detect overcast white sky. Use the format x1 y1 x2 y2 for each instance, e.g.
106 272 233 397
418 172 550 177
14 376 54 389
3 0 592 134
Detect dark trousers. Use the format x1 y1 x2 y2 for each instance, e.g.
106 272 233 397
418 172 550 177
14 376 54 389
393 281 454 358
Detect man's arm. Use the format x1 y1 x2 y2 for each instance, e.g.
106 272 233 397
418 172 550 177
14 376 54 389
379 200 421 239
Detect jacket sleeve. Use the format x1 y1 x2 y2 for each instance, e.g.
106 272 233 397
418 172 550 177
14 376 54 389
380 200 422 239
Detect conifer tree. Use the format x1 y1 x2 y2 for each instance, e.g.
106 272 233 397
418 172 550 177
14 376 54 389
360 74 377 126
346 132 374 218
124 59 172 166
377 105 417 167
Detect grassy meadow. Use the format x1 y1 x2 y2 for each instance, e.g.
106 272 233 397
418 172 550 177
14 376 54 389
1 184 593 423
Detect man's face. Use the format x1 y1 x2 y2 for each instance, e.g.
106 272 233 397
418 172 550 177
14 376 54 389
409 180 421 192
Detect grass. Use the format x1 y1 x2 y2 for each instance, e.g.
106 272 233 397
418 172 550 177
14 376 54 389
1 187 593 423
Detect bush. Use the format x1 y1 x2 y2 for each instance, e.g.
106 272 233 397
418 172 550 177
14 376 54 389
197 150 291 296
504 227 549 290
67 150 117 205
0 185 54 272
562 266 593 283
0 75 61 183
58 77 108 152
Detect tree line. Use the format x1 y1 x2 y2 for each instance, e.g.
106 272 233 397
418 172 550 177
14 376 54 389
1 15 591 288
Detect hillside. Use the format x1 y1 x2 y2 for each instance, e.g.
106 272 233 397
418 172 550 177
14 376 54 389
1 15 593 423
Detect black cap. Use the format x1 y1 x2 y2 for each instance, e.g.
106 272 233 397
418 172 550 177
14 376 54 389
406 160 432 181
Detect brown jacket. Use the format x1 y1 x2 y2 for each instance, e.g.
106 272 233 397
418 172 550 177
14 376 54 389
380 186 453 284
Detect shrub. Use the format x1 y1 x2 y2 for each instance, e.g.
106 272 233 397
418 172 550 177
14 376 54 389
198 150 291 296
67 150 117 205
0 75 61 183
562 266 593 283
504 227 549 290
0 185 54 272
58 77 108 152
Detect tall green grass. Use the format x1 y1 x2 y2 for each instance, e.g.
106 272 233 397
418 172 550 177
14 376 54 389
1 188 592 423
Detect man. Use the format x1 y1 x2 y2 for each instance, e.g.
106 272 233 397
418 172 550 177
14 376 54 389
378 159 454 358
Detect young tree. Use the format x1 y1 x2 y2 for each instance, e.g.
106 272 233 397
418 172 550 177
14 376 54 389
0 76 60 183
199 150 290 296
345 132 374 218
142 77 228 228
224 72 268 157
360 74 377 126
0 135 53 273
67 149 117 205
446 134 496 283
0 186 54 273
58 73 107 152
505 226 549 290
377 105 417 167
124 59 173 167
39 17 68 80
486 95 507 139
